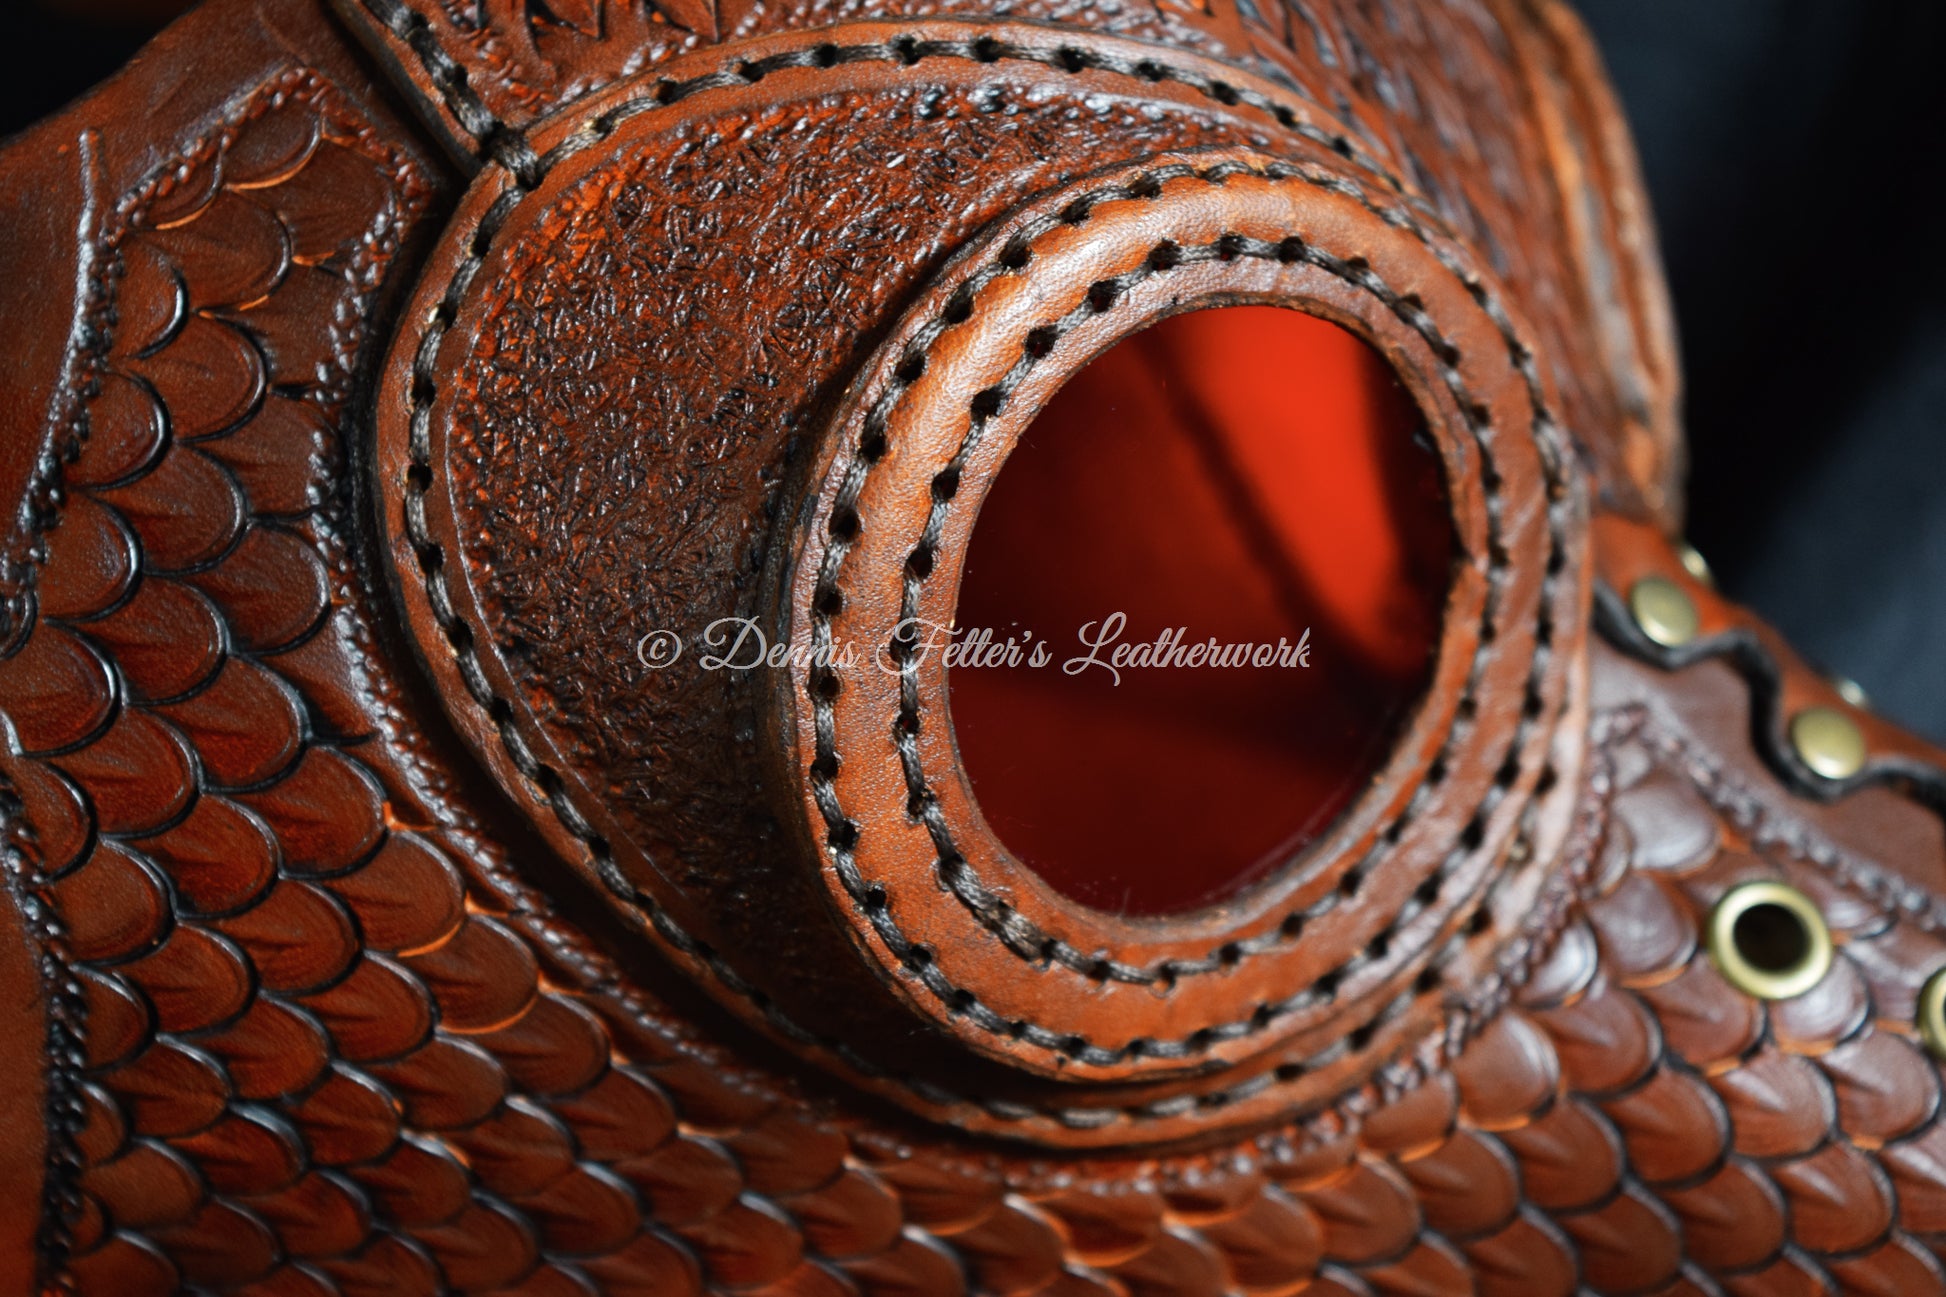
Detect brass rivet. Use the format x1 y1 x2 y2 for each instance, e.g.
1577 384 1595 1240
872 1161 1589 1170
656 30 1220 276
1628 575 1699 648
1706 880 1833 1001
1920 968 1946 1061
1676 541 1714 587
1832 676 1871 709
1790 706 1867 781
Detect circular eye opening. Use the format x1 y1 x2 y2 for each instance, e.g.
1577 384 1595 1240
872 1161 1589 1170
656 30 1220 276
1707 881 1833 1000
1732 902 1811 973
949 305 1452 916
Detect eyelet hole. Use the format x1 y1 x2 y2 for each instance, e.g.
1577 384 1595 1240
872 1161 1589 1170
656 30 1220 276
1707 881 1832 1001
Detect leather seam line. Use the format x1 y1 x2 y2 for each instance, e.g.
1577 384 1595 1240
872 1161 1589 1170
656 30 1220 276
1597 704 1946 934
353 8 1427 224
392 46 1567 1122
803 158 1576 1061
1593 583 1946 824
355 0 544 183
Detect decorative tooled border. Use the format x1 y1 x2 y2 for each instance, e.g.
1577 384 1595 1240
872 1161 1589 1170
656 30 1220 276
1595 585 1946 819
354 0 1413 205
1594 702 1946 937
382 30 1591 1129
801 160 1574 1051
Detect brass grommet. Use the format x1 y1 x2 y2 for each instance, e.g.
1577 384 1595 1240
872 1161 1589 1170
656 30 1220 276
1706 880 1833 1001
1919 968 1946 1060
1790 706 1867 781
1676 541 1714 587
1628 575 1700 648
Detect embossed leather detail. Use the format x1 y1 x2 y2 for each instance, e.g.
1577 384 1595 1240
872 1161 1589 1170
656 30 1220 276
3 0 1946 1292
371 29 1590 1123
338 0 1676 526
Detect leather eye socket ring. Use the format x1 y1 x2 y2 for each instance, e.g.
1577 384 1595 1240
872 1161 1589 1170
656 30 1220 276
772 146 1590 1089
375 27 1590 1141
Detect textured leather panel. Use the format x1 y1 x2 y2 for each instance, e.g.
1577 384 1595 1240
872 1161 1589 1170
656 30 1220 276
0 0 1942 1293
338 0 1676 525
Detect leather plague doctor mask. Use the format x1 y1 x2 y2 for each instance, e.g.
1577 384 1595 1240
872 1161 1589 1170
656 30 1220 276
3 1 1946 1293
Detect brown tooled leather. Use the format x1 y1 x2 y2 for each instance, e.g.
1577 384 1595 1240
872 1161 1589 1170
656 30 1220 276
1 0 1943 1294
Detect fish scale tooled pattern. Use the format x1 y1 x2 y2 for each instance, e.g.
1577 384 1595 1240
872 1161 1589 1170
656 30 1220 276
7 28 1946 1297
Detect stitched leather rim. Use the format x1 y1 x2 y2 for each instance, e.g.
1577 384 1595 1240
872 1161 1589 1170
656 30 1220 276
372 21 1590 1137
775 142 1587 1080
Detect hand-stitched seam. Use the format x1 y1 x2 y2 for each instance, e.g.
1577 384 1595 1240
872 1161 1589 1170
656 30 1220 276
1595 704 1946 934
391 41 1567 1120
803 159 1574 1057
355 4 1426 217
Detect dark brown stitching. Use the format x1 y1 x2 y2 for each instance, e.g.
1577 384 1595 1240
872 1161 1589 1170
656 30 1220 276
802 158 1574 1062
356 0 1424 216
1595 705 1946 933
390 39 1566 1121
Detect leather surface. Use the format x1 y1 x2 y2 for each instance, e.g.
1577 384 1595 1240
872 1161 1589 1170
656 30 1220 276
0 0 1940 1294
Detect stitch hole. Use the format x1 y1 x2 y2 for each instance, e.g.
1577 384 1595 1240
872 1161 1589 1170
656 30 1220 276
999 239 1034 271
942 292 975 325
1149 241 1182 271
969 387 1006 420
973 36 1004 62
1210 81 1240 105
1057 47 1092 72
893 36 922 65
813 43 840 68
828 507 861 541
1086 280 1120 312
932 468 962 501
1024 326 1060 358
895 351 928 385
814 587 845 617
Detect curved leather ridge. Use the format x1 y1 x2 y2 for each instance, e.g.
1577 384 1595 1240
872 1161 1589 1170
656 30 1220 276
0 0 1943 1294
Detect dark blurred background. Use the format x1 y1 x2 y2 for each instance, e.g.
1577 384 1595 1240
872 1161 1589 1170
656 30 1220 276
5 0 1944 738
